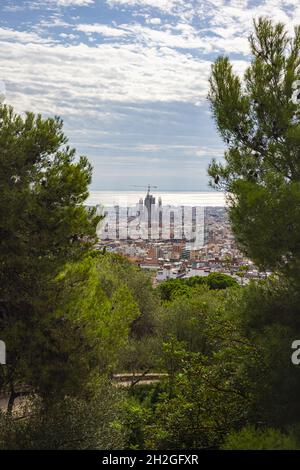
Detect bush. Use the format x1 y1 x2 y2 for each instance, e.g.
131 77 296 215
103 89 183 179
158 274 238 302
204 273 239 290
221 426 298 450
0 382 126 450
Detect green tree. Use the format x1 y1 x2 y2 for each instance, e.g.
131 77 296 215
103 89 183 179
0 105 100 410
95 253 159 338
225 276 300 428
208 18 300 278
158 273 237 302
145 326 264 449
158 278 193 301
55 253 140 379
205 272 239 290
158 285 226 353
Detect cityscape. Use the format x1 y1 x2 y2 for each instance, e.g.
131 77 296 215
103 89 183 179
1 0 299 455
94 187 270 284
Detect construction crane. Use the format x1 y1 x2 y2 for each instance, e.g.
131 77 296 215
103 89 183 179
131 184 158 195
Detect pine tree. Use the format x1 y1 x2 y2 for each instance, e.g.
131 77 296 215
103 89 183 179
208 18 300 278
0 105 99 410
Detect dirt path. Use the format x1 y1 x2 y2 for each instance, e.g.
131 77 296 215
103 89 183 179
112 372 168 387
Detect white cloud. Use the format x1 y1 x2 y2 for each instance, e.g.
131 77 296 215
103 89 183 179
0 27 53 44
105 0 300 53
146 17 162 25
3 4 25 12
122 22 213 51
1 0 298 190
195 146 225 158
23 0 94 8
1 0 298 123
76 23 130 37
106 0 183 14
59 32 78 39
47 0 94 5
0 39 214 116
75 20 250 53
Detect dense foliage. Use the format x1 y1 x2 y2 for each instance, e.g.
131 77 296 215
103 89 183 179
208 18 300 279
0 382 126 450
120 18 300 450
1 17 300 450
158 273 239 301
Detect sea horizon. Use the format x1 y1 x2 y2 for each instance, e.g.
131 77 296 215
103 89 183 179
86 190 226 207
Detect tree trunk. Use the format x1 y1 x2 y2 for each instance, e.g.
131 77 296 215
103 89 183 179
7 384 16 415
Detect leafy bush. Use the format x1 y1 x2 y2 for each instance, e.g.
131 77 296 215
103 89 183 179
0 382 126 450
158 273 238 301
221 426 298 450
204 273 238 290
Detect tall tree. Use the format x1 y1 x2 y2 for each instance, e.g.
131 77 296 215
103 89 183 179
0 105 99 409
208 18 300 278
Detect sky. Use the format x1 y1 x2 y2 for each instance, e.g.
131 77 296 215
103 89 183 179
0 0 298 191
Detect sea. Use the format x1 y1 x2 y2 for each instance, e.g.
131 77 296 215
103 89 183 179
86 191 226 208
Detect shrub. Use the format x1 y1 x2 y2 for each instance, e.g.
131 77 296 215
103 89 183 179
221 426 298 450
